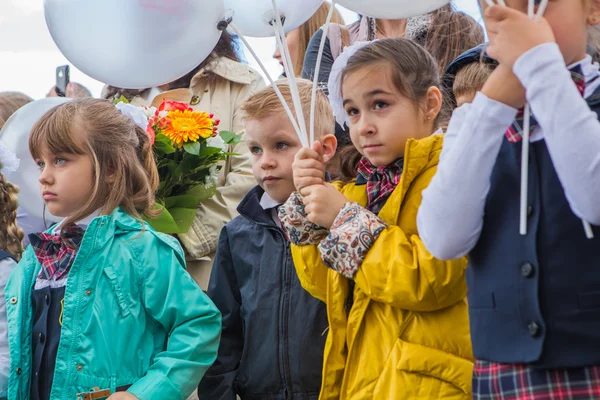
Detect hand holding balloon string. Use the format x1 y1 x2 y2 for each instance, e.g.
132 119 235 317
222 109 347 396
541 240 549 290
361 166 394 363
293 141 347 229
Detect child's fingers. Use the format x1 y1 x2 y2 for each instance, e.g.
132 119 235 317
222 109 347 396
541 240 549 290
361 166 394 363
485 3 522 21
299 183 320 198
295 147 321 162
293 158 325 173
295 168 325 180
312 141 324 159
296 177 324 193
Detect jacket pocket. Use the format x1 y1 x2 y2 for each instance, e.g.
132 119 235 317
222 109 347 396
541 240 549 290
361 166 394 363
373 339 472 399
103 266 133 318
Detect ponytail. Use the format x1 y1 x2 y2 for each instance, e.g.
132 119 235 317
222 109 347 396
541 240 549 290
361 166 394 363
0 166 24 260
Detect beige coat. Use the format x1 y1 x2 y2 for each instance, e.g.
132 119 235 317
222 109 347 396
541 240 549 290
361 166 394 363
152 57 265 290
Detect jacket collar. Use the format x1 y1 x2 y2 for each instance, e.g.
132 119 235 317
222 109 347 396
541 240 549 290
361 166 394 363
343 133 443 224
190 57 254 90
237 186 280 228
72 207 149 235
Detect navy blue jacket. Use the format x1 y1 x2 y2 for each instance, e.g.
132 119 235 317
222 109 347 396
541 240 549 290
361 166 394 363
198 186 328 400
467 93 600 368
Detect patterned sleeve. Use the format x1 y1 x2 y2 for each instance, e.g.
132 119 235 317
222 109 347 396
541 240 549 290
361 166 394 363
278 192 330 246
318 202 387 278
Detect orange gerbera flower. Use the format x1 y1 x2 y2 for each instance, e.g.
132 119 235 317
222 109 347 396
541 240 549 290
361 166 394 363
163 110 214 147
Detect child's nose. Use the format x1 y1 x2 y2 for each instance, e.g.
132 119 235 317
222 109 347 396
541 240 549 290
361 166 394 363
261 153 277 169
358 115 376 136
38 167 54 186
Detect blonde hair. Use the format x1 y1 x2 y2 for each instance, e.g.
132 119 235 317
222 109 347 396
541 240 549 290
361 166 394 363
293 3 345 77
29 99 160 229
453 62 495 102
241 79 334 141
0 165 24 260
0 92 33 130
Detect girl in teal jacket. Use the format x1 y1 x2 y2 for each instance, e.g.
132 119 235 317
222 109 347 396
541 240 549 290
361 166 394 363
5 99 221 400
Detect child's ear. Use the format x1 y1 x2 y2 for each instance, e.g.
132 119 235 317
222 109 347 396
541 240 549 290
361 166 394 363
424 86 443 122
320 134 338 163
589 0 600 25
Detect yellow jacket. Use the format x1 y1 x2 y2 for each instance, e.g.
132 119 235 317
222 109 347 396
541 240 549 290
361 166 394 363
291 134 473 399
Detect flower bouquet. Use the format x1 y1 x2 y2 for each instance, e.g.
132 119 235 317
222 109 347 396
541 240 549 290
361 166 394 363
116 98 241 234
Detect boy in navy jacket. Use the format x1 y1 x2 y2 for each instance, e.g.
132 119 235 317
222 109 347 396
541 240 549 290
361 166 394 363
198 80 337 400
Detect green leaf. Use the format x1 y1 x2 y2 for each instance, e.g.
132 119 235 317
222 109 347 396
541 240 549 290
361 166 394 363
185 184 218 203
183 141 201 155
113 95 129 105
144 204 198 234
154 140 175 155
164 194 203 209
220 130 242 145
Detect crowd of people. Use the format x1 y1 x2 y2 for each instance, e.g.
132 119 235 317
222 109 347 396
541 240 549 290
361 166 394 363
0 0 599 399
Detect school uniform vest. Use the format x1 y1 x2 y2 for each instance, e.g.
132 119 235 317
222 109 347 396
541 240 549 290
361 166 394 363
467 96 600 368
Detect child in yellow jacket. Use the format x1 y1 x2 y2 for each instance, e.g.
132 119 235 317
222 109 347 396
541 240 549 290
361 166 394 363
279 38 473 399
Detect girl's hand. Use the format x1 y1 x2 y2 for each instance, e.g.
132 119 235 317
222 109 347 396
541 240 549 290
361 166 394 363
485 5 555 69
107 393 139 400
481 64 526 109
293 141 326 192
300 184 347 229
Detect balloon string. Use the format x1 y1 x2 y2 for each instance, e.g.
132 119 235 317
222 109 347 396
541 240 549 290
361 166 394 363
535 0 549 21
309 0 337 145
583 221 595 239
272 26 308 147
271 0 309 147
519 103 531 235
230 24 304 143
519 0 535 236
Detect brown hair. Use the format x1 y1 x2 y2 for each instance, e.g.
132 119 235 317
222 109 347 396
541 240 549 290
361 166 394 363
29 99 159 229
416 4 485 74
0 165 24 260
453 62 495 104
292 3 345 77
336 38 441 181
241 78 334 141
0 92 33 130
168 30 241 90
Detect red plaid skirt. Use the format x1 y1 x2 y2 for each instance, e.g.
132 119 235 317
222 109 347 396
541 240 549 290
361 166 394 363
473 360 600 399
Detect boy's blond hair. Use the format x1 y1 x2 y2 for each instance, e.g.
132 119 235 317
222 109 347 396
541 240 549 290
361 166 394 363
453 62 495 102
241 79 334 141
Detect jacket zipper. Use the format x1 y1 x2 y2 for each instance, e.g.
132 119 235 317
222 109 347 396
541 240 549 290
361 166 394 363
282 245 293 400
242 216 294 399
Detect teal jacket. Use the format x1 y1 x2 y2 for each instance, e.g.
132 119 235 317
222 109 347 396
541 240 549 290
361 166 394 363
4 208 221 400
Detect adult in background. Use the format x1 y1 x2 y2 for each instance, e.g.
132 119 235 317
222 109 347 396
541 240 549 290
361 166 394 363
273 2 344 77
153 30 265 291
46 82 92 98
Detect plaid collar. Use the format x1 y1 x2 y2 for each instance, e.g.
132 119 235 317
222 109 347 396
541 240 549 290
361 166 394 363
356 157 404 212
506 65 587 143
29 224 85 280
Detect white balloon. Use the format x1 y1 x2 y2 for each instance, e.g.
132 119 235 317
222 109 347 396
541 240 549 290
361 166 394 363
225 0 324 37
44 0 226 89
0 98 71 223
336 0 450 19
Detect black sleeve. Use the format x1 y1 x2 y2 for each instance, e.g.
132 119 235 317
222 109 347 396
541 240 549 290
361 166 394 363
198 227 242 400
301 28 335 89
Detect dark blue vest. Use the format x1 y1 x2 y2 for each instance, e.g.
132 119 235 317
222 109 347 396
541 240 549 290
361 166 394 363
467 94 600 368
